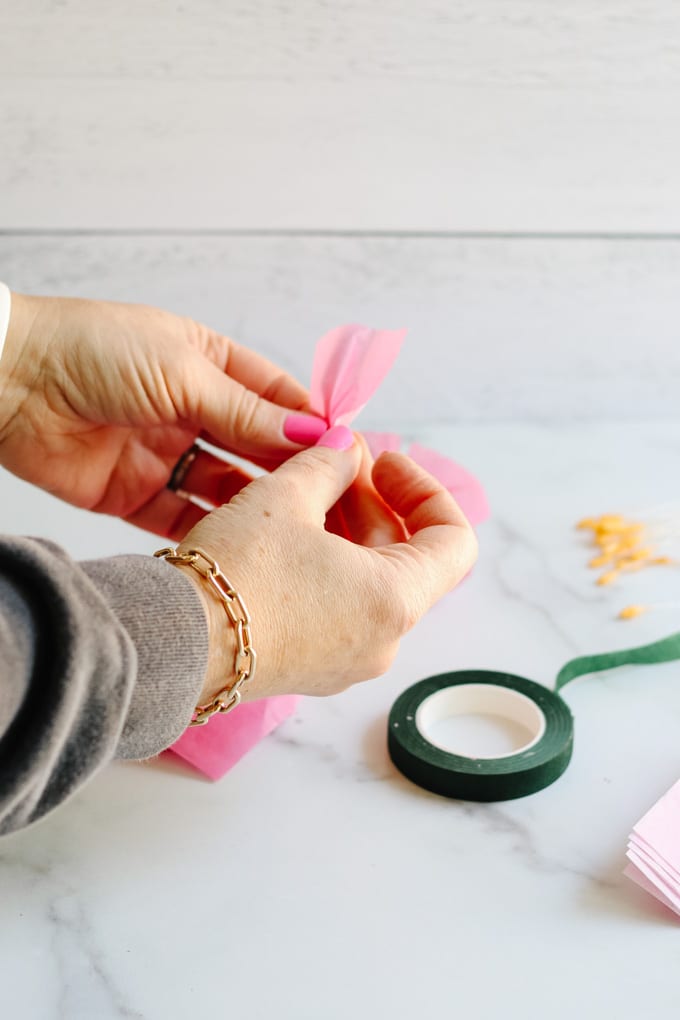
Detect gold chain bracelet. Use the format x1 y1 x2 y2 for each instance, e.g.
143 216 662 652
154 546 257 726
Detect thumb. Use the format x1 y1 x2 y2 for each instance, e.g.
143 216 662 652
262 427 362 524
187 355 325 457
372 451 478 602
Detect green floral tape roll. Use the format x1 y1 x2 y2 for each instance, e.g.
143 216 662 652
388 670 573 802
388 631 680 802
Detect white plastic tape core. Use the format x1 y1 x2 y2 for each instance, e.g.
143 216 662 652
415 683 547 760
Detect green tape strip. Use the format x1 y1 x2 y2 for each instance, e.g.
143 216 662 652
388 632 680 803
555 631 680 692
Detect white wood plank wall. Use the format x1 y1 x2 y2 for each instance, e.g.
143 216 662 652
1 2 678 430
2 234 679 424
2 1 680 231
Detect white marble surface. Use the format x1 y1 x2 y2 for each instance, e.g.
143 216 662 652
1 421 679 1020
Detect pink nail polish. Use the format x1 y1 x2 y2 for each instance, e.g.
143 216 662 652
316 425 354 451
284 413 328 445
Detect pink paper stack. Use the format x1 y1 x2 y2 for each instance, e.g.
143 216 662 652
625 778 680 918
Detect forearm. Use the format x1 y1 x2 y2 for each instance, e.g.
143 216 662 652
0 536 208 835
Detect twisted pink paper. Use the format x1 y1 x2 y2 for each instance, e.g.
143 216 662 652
309 324 488 526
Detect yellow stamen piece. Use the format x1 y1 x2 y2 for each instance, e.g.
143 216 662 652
578 510 675 586
616 560 653 576
617 549 653 566
619 605 648 620
599 538 621 552
595 514 626 530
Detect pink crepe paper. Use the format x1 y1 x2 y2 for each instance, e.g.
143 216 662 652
164 696 299 781
624 778 680 918
165 323 488 780
310 324 406 427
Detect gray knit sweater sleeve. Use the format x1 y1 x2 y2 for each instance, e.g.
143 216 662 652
0 535 209 835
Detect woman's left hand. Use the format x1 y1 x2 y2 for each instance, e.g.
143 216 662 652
0 293 327 536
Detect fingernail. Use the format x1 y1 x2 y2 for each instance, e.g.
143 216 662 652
283 412 328 445
316 425 354 451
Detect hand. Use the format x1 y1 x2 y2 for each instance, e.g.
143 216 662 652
174 433 477 702
0 292 326 535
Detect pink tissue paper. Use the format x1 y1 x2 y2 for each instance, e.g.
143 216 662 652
310 323 406 427
164 697 299 781
165 323 489 779
624 778 680 918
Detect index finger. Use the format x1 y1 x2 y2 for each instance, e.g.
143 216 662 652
206 330 311 412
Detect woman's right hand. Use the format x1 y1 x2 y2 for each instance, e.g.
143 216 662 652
172 427 478 704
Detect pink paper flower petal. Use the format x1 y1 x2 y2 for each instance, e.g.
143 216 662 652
310 324 406 428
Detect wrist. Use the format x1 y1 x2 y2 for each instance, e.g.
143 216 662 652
172 561 237 706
